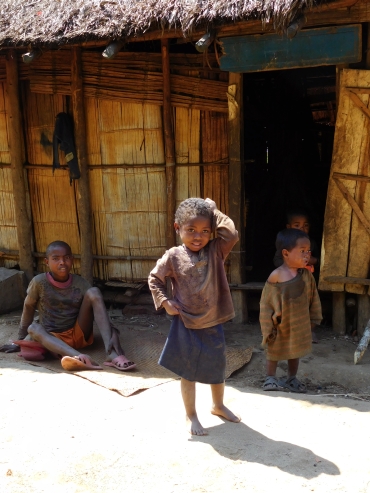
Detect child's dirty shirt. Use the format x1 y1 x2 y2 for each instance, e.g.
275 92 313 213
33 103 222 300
259 269 322 361
18 273 91 338
149 209 239 329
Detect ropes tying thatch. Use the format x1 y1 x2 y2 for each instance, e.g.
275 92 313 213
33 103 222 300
0 0 324 47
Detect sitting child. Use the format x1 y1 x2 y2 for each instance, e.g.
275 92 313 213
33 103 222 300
149 198 240 436
0 240 135 372
273 209 320 272
260 228 322 393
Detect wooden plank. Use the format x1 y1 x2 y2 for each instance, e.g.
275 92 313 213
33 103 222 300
5 49 34 282
71 47 93 284
346 88 370 121
333 177 370 236
333 172 370 183
357 294 370 338
228 73 247 323
161 39 176 250
332 292 346 335
319 70 370 292
324 276 370 285
345 71 370 294
220 25 362 73
229 282 265 290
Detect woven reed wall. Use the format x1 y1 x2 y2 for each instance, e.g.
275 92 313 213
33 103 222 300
0 83 18 269
86 98 166 281
0 51 229 282
22 87 81 274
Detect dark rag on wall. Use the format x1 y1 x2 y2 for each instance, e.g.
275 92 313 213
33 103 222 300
53 112 80 184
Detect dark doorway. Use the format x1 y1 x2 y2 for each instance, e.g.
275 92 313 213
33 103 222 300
243 66 335 282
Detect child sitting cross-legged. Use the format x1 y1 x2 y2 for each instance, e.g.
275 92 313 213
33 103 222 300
260 228 322 393
0 241 136 372
149 198 241 436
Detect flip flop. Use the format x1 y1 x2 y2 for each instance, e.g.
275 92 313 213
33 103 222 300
103 355 136 371
13 340 49 361
279 376 307 393
61 356 103 371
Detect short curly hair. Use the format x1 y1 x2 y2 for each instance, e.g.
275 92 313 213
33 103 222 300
174 198 213 226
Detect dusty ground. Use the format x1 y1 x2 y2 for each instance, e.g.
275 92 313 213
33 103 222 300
0 309 370 493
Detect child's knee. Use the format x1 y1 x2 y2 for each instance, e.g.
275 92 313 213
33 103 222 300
85 286 103 303
27 322 43 339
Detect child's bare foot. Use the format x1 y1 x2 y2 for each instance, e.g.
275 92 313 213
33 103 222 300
211 404 241 423
186 414 208 436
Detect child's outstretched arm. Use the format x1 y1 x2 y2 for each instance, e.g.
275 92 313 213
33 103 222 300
0 294 37 352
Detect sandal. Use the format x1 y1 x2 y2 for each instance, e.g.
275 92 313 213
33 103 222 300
279 376 307 393
262 376 282 391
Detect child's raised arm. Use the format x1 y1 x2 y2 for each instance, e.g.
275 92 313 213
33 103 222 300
207 200 239 258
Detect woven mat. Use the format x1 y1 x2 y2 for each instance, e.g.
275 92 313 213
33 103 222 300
0 321 253 397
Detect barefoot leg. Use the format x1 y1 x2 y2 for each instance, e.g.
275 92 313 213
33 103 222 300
210 382 241 423
287 358 299 378
181 378 207 436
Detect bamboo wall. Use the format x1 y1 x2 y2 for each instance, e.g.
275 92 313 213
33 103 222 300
0 50 229 282
22 88 81 274
0 83 17 269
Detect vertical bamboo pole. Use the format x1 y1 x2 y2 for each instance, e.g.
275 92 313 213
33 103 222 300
228 73 247 323
71 47 93 284
5 49 34 282
161 39 176 249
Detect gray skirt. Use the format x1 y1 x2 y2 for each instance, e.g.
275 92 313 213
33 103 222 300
159 315 226 384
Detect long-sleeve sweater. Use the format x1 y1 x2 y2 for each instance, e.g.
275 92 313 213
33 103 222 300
148 209 239 329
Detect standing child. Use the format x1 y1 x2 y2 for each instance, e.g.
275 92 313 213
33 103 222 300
0 241 136 372
148 198 241 436
273 209 320 272
260 228 322 393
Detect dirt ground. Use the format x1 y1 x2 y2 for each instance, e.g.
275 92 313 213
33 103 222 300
0 309 370 493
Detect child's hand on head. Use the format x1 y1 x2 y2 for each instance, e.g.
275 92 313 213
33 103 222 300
205 198 217 211
162 300 181 316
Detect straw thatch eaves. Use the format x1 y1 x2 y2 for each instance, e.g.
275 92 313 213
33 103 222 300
0 0 326 47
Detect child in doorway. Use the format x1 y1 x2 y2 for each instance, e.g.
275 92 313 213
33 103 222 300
260 228 322 393
148 198 241 436
0 241 136 372
273 209 320 272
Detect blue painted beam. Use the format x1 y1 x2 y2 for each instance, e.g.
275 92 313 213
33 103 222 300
220 24 362 73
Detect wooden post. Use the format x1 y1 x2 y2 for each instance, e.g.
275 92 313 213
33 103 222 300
228 73 247 323
5 49 34 282
332 292 346 335
71 47 93 285
161 39 176 249
355 26 370 335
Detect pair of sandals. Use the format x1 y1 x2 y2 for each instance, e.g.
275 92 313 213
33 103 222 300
263 375 307 393
14 340 136 372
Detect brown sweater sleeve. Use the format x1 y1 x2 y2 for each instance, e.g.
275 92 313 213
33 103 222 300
148 251 173 310
308 272 322 325
213 209 239 258
259 284 279 348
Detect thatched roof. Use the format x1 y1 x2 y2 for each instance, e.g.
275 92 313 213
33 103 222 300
0 0 328 47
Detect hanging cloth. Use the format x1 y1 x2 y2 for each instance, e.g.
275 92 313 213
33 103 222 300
53 112 80 184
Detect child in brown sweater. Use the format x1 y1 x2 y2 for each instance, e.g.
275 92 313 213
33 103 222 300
149 198 240 436
260 228 322 393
